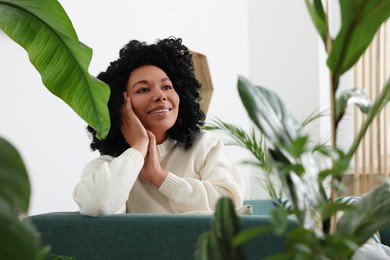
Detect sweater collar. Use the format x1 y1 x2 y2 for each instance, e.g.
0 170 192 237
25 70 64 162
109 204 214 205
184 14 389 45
156 138 177 157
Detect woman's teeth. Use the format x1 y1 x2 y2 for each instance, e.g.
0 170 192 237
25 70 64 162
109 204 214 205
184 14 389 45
150 108 170 114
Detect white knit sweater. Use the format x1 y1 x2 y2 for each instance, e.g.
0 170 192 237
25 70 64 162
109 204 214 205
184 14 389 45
73 131 245 216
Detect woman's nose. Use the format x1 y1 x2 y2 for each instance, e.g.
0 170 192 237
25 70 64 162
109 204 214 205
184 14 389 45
153 92 167 102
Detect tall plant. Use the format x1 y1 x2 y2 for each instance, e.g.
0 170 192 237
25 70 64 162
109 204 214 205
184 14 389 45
0 0 110 259
197 0 390 259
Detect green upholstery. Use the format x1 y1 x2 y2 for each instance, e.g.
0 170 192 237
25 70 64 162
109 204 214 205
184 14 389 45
27 199 390 259
381 228 390 246
28 200 287 260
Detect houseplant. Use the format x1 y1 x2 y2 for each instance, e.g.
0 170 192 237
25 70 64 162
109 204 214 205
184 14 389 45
0 0 110 259
196 0 390 259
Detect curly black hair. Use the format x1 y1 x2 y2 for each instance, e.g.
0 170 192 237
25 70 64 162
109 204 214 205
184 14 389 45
87 37 205 157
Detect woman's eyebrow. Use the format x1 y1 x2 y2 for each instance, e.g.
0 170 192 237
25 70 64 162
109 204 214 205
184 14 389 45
161 77 171 83
131 80 148 89
132 77 171 89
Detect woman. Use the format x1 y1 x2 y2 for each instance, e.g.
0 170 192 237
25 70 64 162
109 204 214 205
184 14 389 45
73 37 245 216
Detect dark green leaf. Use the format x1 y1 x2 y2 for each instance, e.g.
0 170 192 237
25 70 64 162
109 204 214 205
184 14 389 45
284 227 318 256
305 0 327 45
322 233 357 259
319 201 355 220
270 207 289 235
327 0 390 75
0 0 110 139
212 197 242 244
337 181 390 247
194 231 225 260
0 137 29 213
0 137 42 260
0 199 40 260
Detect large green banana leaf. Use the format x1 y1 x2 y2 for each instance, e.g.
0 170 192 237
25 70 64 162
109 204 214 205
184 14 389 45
0 0 110 139
0 137 41 260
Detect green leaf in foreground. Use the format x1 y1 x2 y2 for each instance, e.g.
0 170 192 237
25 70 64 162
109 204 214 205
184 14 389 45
0 137 41 260
337 180 390 247
0 137 30 213
0 0 110 139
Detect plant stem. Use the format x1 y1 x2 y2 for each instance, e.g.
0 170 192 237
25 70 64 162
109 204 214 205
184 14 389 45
325 0 338 235
329 73 338 235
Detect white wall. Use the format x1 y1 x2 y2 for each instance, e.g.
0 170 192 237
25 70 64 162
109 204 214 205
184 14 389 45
0 0 250 215
246 0 322 198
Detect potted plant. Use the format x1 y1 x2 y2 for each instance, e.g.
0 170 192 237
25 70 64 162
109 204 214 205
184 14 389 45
196 0 390 259
0 0 110 259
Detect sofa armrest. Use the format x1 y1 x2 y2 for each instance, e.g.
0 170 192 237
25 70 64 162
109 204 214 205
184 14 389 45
28 211 288 260
380 228 390 247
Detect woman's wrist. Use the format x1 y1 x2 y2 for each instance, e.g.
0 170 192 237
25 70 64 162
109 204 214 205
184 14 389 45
131 141 148 158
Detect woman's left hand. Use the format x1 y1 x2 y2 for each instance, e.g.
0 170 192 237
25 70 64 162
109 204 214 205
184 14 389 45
139 131 168 188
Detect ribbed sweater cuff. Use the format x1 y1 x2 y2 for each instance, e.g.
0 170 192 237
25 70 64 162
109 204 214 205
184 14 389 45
159 172 184 198
121 148 144 165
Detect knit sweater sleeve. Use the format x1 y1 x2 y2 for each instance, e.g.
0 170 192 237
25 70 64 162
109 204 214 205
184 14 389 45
73 148 144 216
158 133 245 213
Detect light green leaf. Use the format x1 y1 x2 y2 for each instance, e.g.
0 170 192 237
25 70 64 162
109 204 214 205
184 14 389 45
0 0 110 139
305 0 327 45
336 88 372 124
337 181 390 247
327 0 390 75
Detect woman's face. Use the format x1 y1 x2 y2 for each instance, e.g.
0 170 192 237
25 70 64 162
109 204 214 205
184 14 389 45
125 65 180 135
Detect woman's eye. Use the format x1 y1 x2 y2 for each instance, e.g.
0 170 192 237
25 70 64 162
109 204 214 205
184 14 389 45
137 88 149 93
163 85 173 90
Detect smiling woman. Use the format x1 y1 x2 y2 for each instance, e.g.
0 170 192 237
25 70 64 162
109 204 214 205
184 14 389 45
73 37 246 216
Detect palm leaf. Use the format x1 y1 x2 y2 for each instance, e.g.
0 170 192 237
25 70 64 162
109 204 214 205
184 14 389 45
205 118 271 172
0 0 110 139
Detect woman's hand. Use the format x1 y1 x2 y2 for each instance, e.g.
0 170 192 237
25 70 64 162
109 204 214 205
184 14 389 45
140 131 168 188
121 92 149 157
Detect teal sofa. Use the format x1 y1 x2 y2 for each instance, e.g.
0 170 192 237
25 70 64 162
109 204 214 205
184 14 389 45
28 200 390 260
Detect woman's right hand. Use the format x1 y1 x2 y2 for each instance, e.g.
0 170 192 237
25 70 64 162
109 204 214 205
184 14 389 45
121 92 149 157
